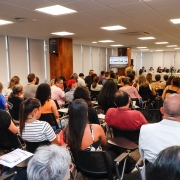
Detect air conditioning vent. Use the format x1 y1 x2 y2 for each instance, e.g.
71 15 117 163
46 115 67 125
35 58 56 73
13 17 27 22
122 31 150 36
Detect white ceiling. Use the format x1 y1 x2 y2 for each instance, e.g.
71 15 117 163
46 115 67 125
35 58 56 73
0 0 180 51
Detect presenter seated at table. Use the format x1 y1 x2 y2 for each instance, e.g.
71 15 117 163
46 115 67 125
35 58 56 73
157 66 162 73
148 67 154 74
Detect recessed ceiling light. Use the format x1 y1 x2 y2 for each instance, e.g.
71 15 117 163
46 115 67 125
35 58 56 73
141 49 149 51
51 31 74 36
101 25 126 31
35 5 76 15
98 40 114 43
175 48 180 49
136 47 147 49
0 19 13 25
166 45 177 47
111 44 123 47
155 50 163 51
92 42 97 43
170 18 180 24
138 37 155 40
155 42 168 44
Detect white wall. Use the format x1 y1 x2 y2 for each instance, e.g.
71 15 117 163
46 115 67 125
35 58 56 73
72 44 114 76
132 51 180 73
0 35 47 94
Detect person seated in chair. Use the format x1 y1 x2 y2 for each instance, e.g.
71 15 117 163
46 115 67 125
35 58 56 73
65 79 77 103
139 94 180 180
105 90 148 131
27 144 71 180
18 98 60 146
146 146 180 180
0 110 18 149
8 84 24 120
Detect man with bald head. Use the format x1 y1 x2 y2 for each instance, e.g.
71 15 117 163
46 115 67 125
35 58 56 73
139 94 180 179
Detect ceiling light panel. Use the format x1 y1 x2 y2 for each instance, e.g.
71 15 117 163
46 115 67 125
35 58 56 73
101 25 126 30
138 37 155 40
155 42 168 44
111 44 123 47
155 50 163 51
0 19 13 25
170 18 180 24
136 47 147 48
175 48 180 49
166 45 177 47
92 42 97 43
98 40 114 43
35 5 76 15
51 31 74 36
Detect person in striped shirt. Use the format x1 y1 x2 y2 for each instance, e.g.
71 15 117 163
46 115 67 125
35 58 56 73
18 98 60 145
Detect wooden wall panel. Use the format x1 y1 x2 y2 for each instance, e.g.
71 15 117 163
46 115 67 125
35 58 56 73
117 47 131 76
49 38 73 81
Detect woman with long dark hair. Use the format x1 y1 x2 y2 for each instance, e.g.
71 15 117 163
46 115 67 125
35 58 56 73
64 99 106 155
8 84 24 120
74 87 99 124
35 83 59 122
147 146 180 180
19 98 60 145
98 79 117 114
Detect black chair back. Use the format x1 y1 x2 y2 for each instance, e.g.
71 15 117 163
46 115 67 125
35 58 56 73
137 108 162 123
39 113 59 129
111 127 140 144
73 150 114 180
90 90 100 101
25 140 50 153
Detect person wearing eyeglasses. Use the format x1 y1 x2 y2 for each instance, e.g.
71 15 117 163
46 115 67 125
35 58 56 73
51 77 65 108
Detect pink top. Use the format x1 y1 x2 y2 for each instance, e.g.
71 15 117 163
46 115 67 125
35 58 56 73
51 85 65 107
120 86 141 99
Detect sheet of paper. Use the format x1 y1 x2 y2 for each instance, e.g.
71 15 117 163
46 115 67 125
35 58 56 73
0 149 33 168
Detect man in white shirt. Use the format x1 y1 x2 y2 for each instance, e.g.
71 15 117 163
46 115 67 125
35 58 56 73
51 77 65 108
139 94 180 179
78 73 86 87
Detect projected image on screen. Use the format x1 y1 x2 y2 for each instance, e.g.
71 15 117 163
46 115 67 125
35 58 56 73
109 56 128 68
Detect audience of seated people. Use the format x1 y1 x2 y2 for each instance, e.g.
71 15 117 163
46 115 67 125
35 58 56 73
27 144 71 180
102 71 110 85
0 82 8 110
0 110 18 149
137 75 156 101
139 94 180 180
24 73 38 99
65 79 77 103
98 79 117 114
35 83 60 130
151 75 165 96
64 99 118 170
162 76 180 100
120 77 141 104
77 73 86 87
146 73 152 84
51 77 65 108
74 87 99 124
146 146 180 180
105 90 147 131
18 98 60 145
4 76 20 98
98 70 105 84
84 69 94 85
90 76 103 92
8 84 24 120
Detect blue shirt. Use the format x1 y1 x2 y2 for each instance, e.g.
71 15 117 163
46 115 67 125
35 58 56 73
0 94 6 110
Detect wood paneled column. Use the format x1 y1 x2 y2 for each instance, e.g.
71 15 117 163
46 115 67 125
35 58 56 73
117 47 132 76
49 38 73 80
